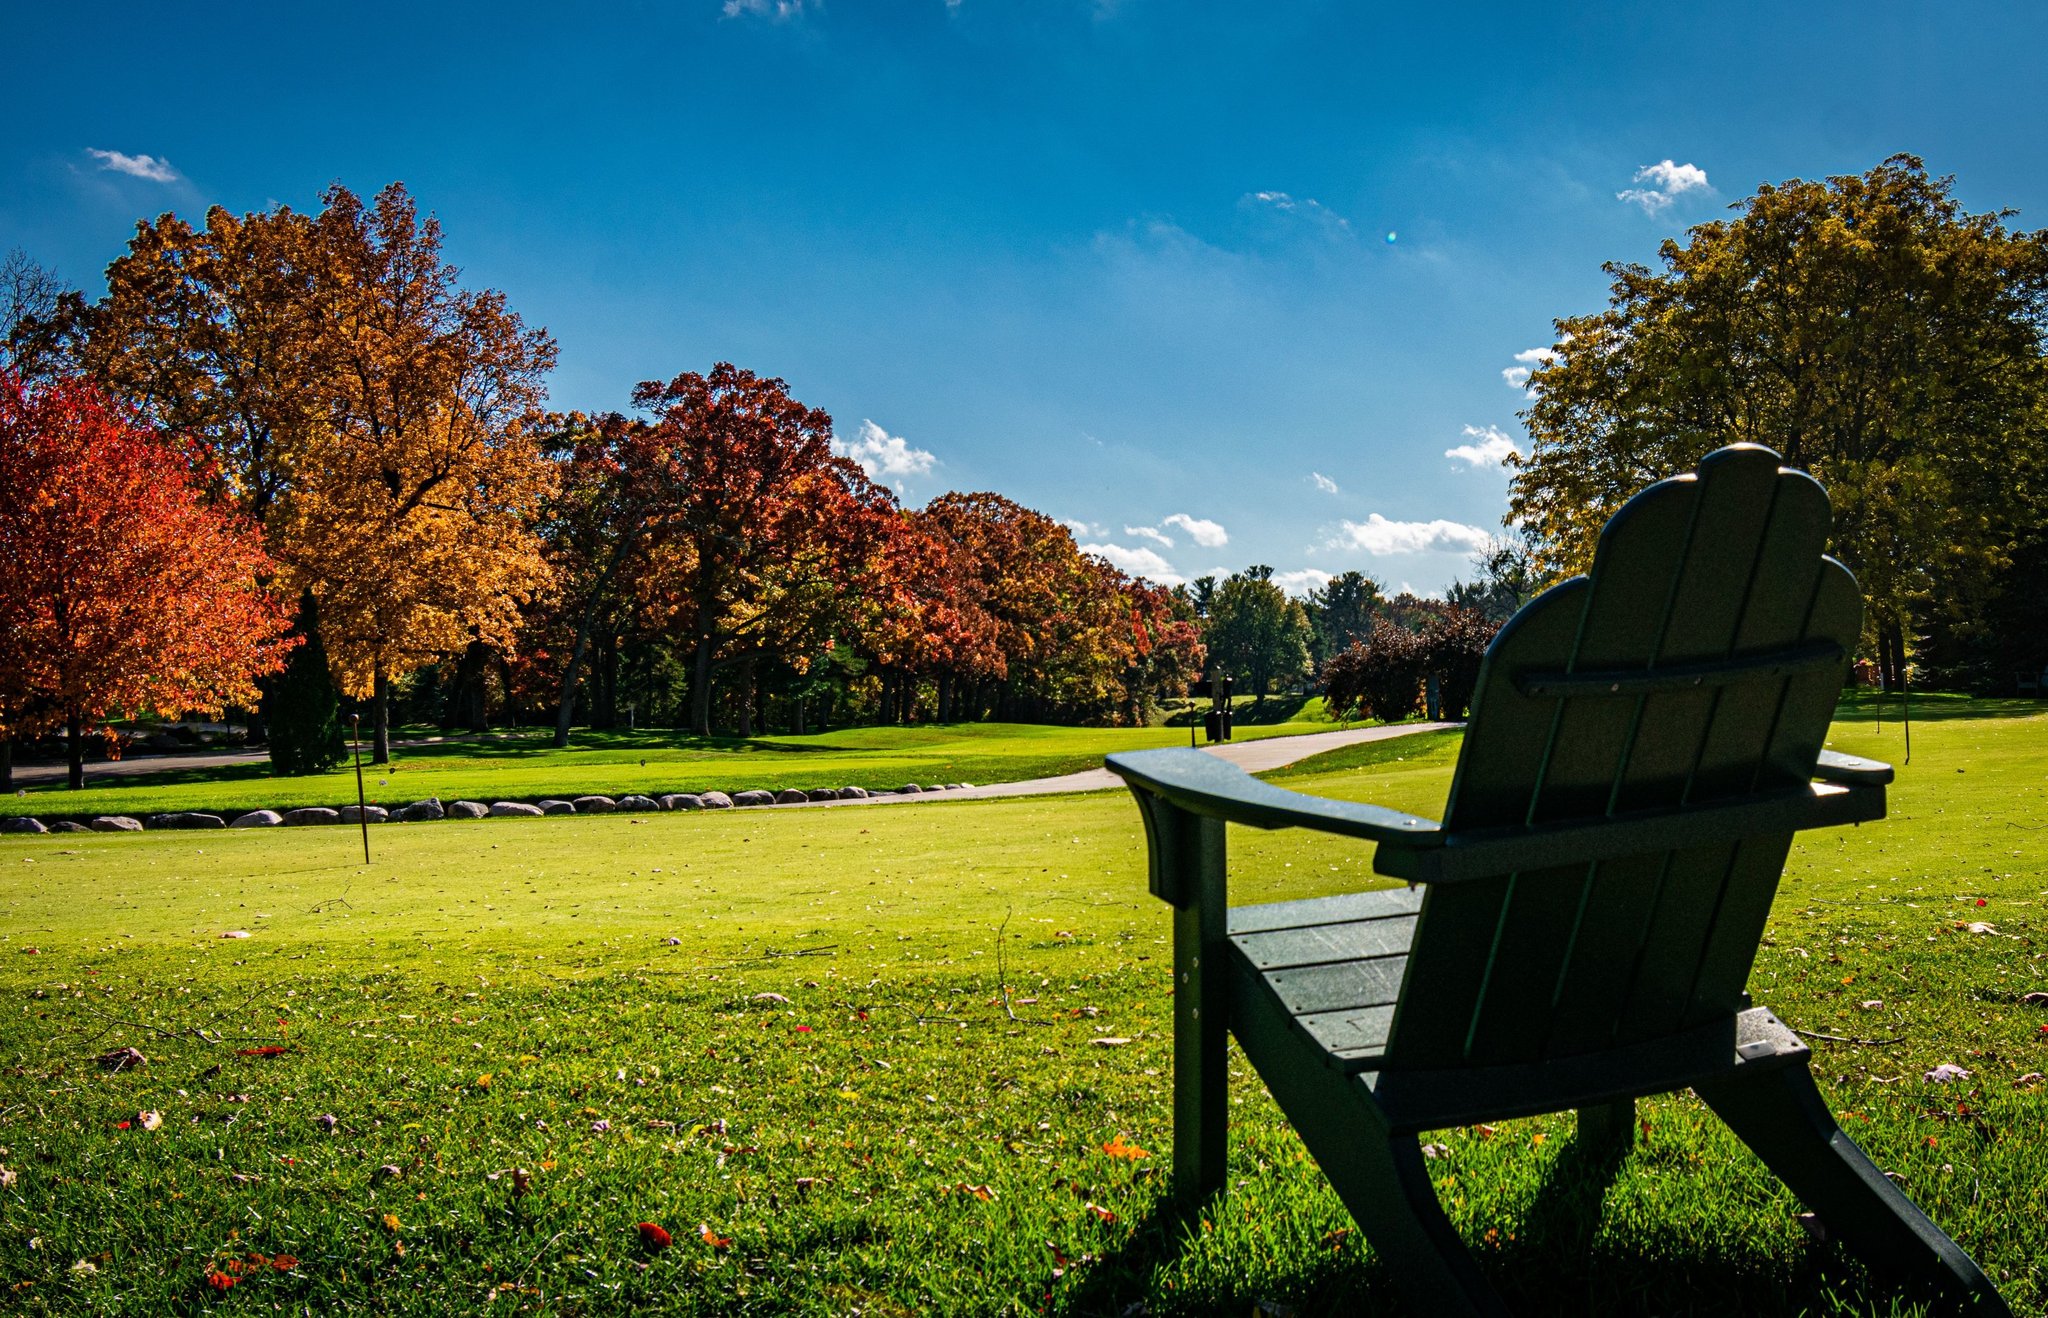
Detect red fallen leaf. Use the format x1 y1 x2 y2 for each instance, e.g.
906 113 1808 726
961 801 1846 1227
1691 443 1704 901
270 1254 298 1272
636 1222 672 1251
113 1120 132 1130
794 1025 813 1033
697 1223 731 1249
237 1046 288 1058
204 1270 237 1291
1084 1202 1116 1223
1100 1135 1150 1161
1977 898 1989 907
1323 1227 1352 1250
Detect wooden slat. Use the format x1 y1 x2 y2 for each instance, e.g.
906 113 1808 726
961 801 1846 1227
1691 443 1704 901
1299 1004 1397 1059
1231 916 1417 972
1262 955 1407 1016
1227 886 1422 936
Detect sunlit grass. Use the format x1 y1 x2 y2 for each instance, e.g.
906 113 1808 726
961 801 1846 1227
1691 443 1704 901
0 702 2041 1313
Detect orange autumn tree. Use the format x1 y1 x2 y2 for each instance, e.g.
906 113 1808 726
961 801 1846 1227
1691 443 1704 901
0 376 294 789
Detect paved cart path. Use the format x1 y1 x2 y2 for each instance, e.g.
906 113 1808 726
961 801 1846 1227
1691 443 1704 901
793 721 1458 808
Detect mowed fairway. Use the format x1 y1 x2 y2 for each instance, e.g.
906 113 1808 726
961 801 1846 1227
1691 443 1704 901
2 711 1338 822
1 706 2043 1314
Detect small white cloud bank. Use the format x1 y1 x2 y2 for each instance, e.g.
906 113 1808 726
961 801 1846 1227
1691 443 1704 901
87 149 179 183
722 0 809 17
1617 159 1709 214
1162 512 1228 548
834 420 936 483
1125 524 1174 549
1501 346 1558 390
1083 542 1184 586
1445 424 1519 468
1329 515 1493 556
1311 471 1339 495
1272 568 1332 597
1246 190 1352 235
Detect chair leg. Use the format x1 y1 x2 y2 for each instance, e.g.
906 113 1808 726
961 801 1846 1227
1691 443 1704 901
1315 1130 1511 1318
1576 1098 1636 1153
1695 1063 2012 1316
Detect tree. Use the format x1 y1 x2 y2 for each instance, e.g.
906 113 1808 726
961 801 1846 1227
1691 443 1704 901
1322 619 1427 724
1 250 82 383
1305 569 1383 665
1204 567 1311 713
260 590 347 774
1446 533 1539 626
630 363 892 737
0 377 294 789
1417 606 1500 720
1510 156 2048 688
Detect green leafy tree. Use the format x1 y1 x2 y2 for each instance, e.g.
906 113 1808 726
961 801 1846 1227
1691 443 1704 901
260 590 347 774
1509 155 2048 688
1203 566 1311 713
1305 569 1383 665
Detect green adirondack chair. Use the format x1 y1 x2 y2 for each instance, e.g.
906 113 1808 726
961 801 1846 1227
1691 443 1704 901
1105 445 2009 1315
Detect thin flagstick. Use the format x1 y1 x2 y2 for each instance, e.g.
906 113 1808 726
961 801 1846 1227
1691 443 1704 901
352 713 371 864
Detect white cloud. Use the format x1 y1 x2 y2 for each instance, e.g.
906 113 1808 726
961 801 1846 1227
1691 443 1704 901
1501 346 1559 390
1311 471 1339 495
1328 515 1493 556
1246 190 1352 234
1162 512 1228 548
721 0 808 17
1125 524 1174 549
1618 159 1709 214
1445 424 1519 468
86 149 178 183
1082 542 1184 586
1271 568 1332 597
833 420 936 483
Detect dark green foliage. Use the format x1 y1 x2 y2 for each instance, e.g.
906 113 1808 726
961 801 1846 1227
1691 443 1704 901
1305 570 1383 665
260 594 347 776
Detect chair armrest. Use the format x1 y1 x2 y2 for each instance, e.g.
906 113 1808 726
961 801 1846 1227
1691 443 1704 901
1813 748 1893 786
1105 748 1444 847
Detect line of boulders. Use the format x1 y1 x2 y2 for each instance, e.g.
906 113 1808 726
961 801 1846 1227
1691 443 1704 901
0 782 974 835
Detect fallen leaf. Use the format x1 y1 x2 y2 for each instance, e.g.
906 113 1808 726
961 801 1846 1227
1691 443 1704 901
220 930 251 939
270 1254 297 1272
314 1113 339 1133
637 1222 672 1251
1101 1135 1150 1161
137 1110 162 1131
1796 1212 1827 1244
1419 1142 1450 1160
94 1047 146 1072
1859 1000 1884 1011
0 1166 15 1189
237 1046 289 1058
381 1213 402 1232
1322 1228 1351 1250
1089 1037 1133 1048
1924 1063 1972 1084
698 1223 731 1249
2020 992 2048 1007
69 1260 96 1277
372 1164 403 1183
1084 1201 1115 1223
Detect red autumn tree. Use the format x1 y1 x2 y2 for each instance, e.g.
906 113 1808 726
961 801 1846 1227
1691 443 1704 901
630 363 894 736
0 375 295 789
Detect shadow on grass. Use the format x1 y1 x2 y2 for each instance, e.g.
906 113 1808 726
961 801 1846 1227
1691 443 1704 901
1834 692 2046 724
1050 1128 1919 1317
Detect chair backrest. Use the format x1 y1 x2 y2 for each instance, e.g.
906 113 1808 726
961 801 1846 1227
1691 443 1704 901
1384 445 1862 1069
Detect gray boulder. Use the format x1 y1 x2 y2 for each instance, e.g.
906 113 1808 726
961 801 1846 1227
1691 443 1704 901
923 784 945 793
52 820 91 832
774 788 809 805
698 791 734 810
231 810 283 829
339 804 387 824
660 793 704 811
838 786 869 800
489 801 544 817
152 812 225 830
538 799 576 816
805 788 839 802
283 807 341 827
1 816 48 834
447 800 489 819
572 795 616 814
944 783 965 791
732 789 776 807
897 783 924 794
615 794 659 812
90 815 143 832
397 798 445 822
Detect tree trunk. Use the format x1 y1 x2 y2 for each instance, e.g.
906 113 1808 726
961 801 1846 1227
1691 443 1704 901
689 633 716 737
736 660 755 739
372 667 392 764
794 695 807 736
65 707 85 791
0 738 11 794
937 671 953 723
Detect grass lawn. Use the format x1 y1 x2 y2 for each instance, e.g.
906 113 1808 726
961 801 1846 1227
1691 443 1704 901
3 706 1343 823
0 701 2042 1314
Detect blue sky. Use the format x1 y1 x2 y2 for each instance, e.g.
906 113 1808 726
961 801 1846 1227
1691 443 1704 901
6 1 2046 595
